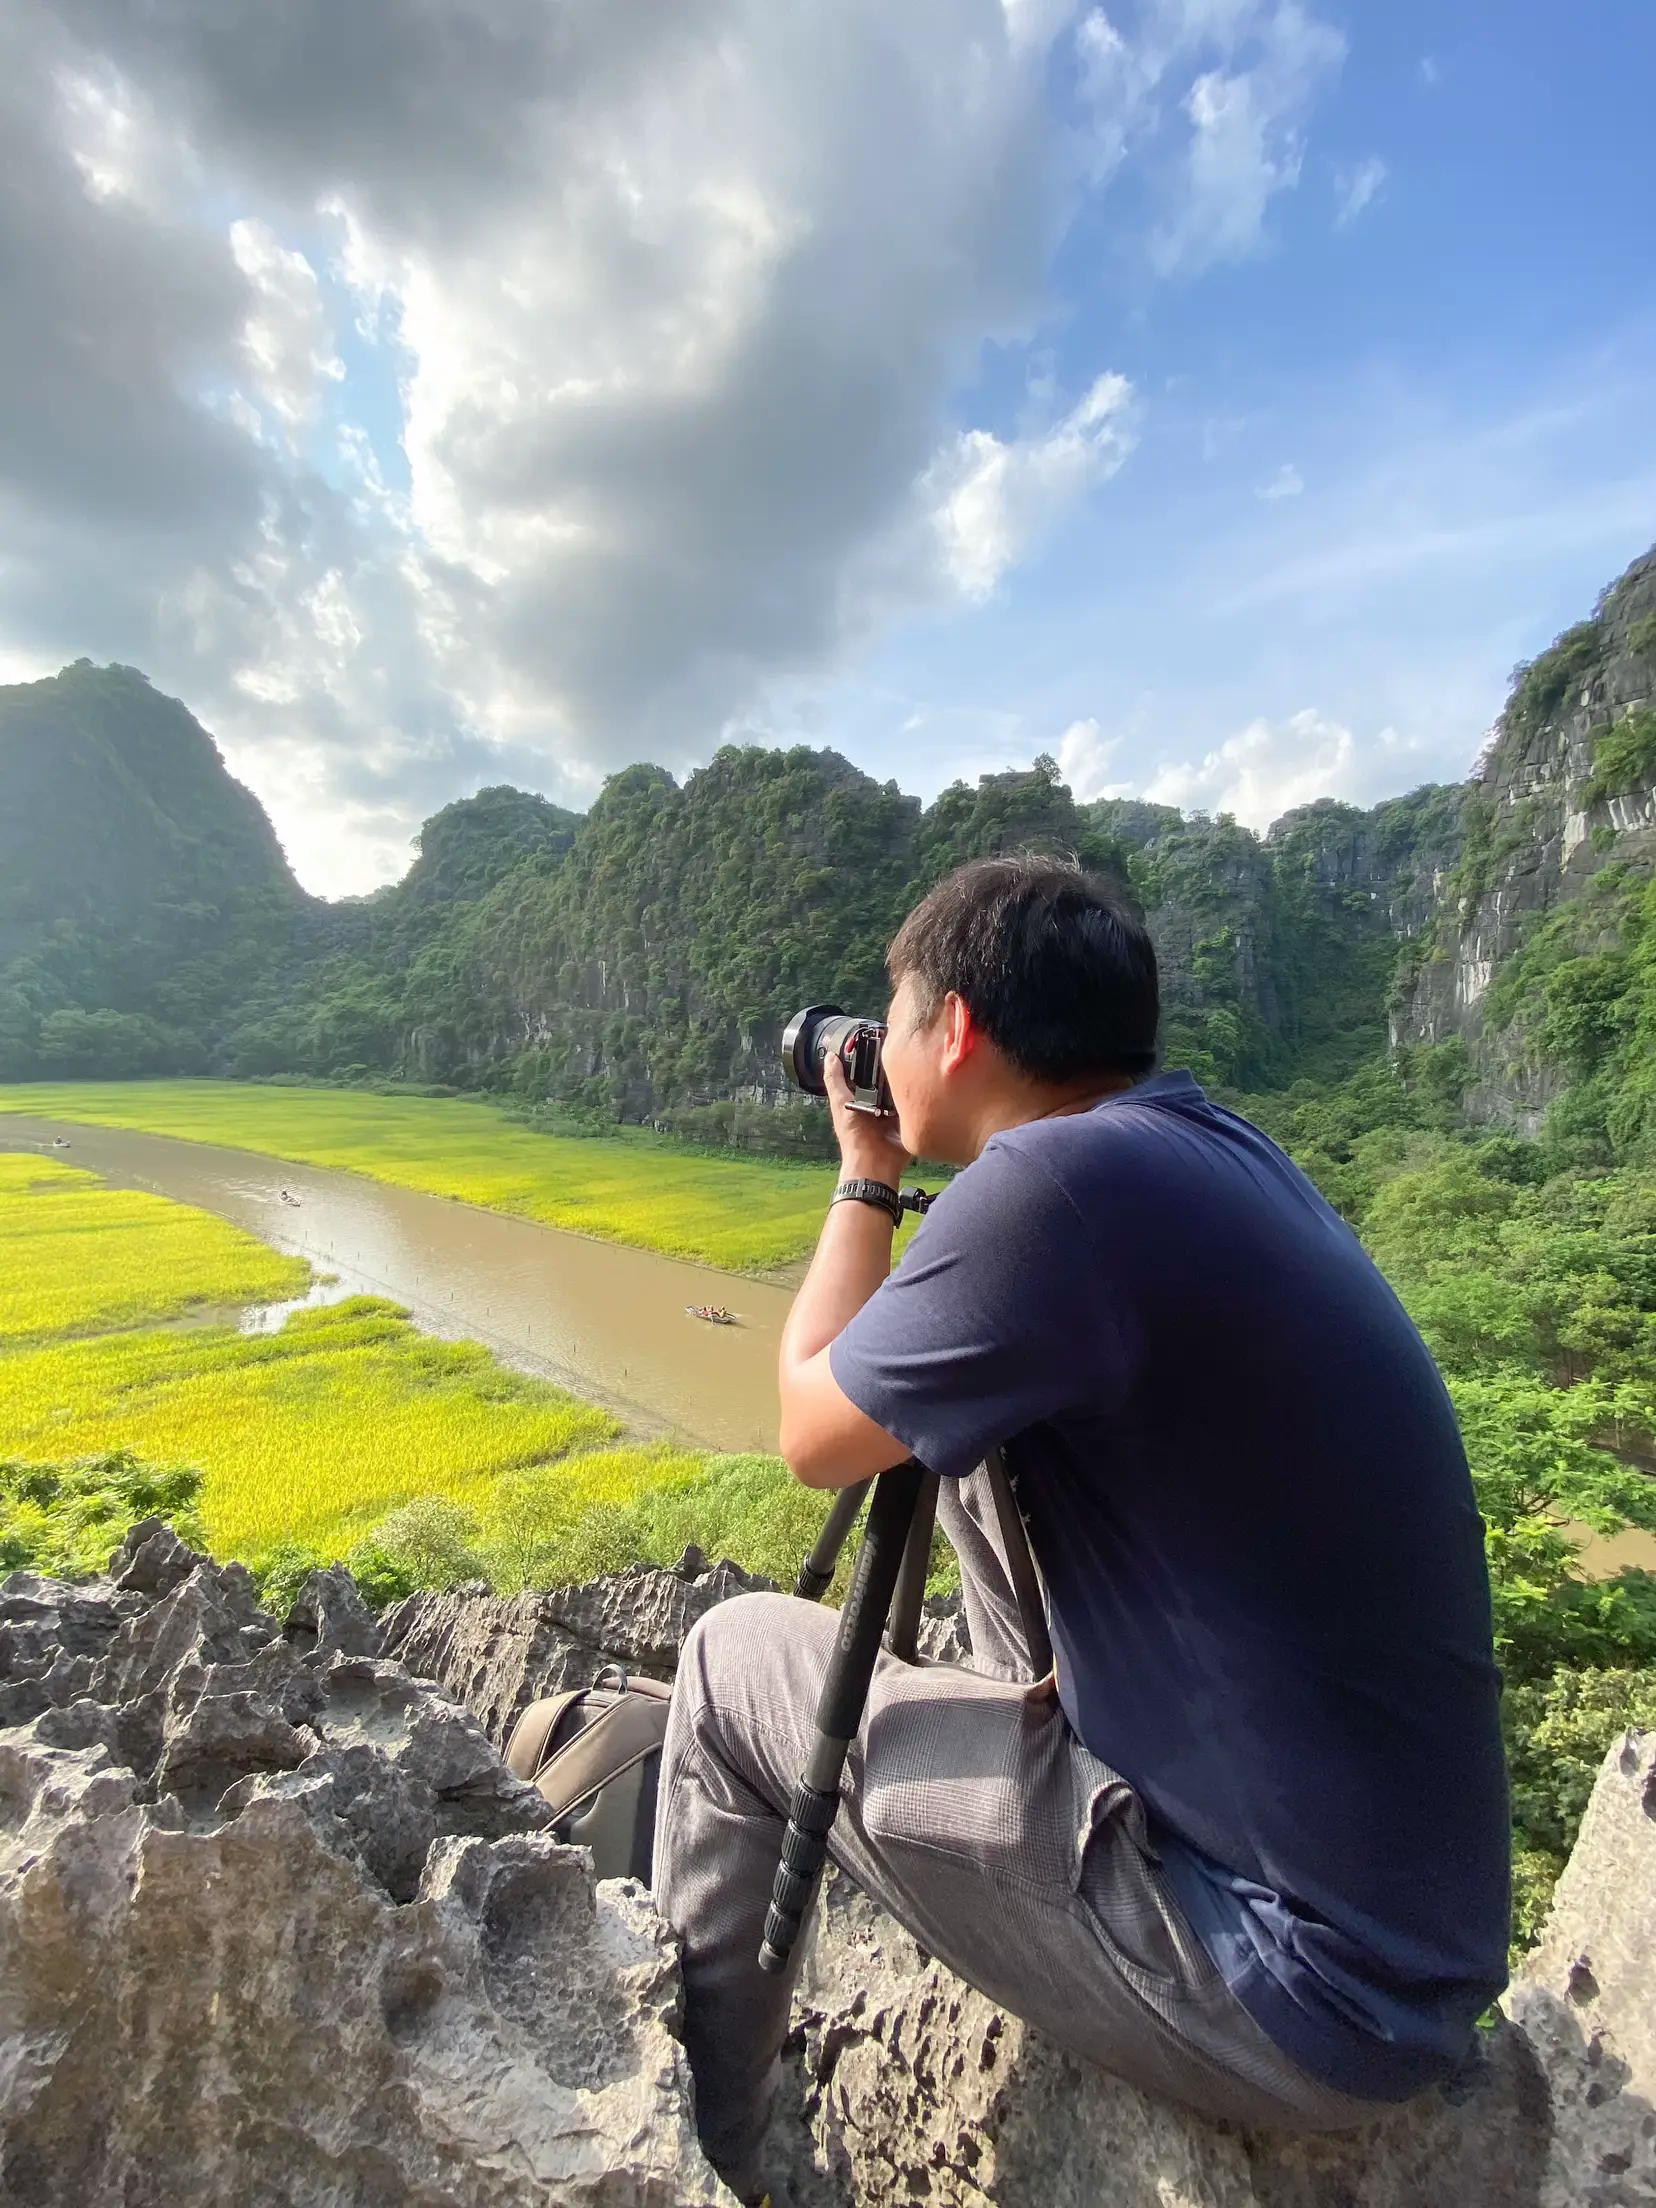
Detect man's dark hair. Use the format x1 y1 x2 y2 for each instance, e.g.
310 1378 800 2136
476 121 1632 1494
887 856 1159 1081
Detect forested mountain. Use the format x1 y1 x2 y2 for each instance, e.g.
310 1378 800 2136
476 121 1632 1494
1393 545 1656 1148
0 661 312 1079
5 543 1654 1175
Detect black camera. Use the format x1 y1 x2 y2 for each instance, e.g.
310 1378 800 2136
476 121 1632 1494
782 1004 893 1115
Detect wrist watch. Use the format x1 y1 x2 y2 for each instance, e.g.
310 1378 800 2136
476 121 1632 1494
831 1177 902 1228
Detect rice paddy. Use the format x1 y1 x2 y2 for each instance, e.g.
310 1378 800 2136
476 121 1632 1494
0 1081 835 1270
0 1153 308 1343
0 1154 778 1573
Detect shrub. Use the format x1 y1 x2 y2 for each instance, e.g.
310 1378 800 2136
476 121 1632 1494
1504 1665 1656 1945
0 1448 205 1578
367 1496 484 1592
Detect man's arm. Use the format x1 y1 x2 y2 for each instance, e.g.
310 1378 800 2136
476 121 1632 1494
778 1058 916 1489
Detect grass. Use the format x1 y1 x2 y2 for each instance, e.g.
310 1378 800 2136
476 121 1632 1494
0 1153 308 1342
0 1080 836 1271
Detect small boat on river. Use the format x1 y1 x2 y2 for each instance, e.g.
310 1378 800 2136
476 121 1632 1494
686 1304 736 1326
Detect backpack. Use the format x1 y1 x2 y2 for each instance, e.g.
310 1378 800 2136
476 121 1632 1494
504 1663 672 1883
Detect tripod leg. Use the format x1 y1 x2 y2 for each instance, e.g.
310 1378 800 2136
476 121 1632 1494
793 1478 872 1601
758 1461 923 1974
885 1469 939 1662
983 1446 1052 1680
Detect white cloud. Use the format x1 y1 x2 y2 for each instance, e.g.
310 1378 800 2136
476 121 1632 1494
1418 55 1441 89
1074 1 1345 276
1003 0 1084 58
1258 461 1303 499
1335 154 1386 226
929 372 1137 600
1056 714 1127 799
1140 706 1427 827
229 220 343 436
0 0 1346 891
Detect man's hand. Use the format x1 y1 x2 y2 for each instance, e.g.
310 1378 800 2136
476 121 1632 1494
824 1051 913 1188
776 1053 915 1489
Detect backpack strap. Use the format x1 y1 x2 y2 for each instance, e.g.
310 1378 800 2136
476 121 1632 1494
533 1694 671 1824
504 1691 584 1783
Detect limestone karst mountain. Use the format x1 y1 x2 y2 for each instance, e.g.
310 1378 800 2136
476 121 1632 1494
1392 546 1656 1133
6 542 1655 1148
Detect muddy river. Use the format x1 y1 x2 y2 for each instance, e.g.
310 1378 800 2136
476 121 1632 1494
0 1116 793 1454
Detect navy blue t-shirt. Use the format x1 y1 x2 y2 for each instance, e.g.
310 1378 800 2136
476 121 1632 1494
830 1071 1510 2102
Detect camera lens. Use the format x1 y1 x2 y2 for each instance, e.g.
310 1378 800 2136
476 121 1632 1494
781 1004 846 1095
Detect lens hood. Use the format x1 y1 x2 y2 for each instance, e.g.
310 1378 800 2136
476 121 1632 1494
781 1004 845 1094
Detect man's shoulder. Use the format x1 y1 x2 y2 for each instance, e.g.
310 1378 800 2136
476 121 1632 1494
991 1071 1228 1179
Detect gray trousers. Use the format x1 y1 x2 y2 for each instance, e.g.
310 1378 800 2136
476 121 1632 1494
653 1470 1379 2197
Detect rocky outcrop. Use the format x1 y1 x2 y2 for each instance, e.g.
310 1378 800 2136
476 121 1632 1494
379 1548 780 1746
379 1553 967 1750
772 1750 1656 2207
5 1541 1655 2206
0 1527 732 2205
1394 544 1656 1127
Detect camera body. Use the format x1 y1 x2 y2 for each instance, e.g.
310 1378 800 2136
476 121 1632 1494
782 1003 893 1115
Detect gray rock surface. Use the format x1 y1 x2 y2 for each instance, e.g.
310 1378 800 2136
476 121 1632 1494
0 1526 733 2206
1393 542 1656 1127
379 1548 777 1746
6 1543 1656 2205
770 1734 1656 2208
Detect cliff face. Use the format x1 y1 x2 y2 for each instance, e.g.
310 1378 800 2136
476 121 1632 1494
1394 547 1656 1129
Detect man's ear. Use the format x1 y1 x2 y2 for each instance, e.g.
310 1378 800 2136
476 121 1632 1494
940 991 977 1074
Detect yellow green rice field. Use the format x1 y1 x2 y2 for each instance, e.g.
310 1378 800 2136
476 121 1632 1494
0 1156 719 1567
0 1081 834 1270
0 1154 308 1342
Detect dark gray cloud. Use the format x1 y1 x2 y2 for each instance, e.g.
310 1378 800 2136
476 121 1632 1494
0 0 1338 888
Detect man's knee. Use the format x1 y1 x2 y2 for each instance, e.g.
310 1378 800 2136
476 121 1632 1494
675 1590 829 1724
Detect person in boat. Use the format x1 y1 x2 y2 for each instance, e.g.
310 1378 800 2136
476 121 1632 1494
652 855 1509 2207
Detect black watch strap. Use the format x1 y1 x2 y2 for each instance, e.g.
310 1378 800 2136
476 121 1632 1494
832 1177 903 1228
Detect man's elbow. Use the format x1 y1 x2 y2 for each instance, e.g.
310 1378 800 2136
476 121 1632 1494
777 1414 839 1489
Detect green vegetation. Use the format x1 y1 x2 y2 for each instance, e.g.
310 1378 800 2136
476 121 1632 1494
1504 618 1605 743
0 1080 836 1269
0 1294 639 1561
1585 706 1656 807
0 1141 831 1610
2 662 1463 1127
0 1449 207 1578
0 1152 308 1340
1477 865 1656 1161
0 661 309 1080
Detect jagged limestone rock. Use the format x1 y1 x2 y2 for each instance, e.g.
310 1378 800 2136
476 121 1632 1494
6 1546 1656 2205
379 1551 777 1747
770 1735 1656 2208
0 1526 734 2206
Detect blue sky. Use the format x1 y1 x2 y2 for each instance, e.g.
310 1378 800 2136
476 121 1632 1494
804 2 1656 813
2 0 1653 891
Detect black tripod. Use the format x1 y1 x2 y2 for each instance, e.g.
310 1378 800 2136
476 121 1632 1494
757 1445 1051 1974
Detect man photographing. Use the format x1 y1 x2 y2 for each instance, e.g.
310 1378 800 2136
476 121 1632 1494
654 856 1510 2204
